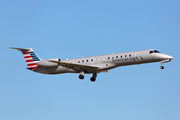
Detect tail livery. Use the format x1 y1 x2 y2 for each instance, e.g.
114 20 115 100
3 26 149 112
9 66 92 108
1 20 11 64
10 47 40 70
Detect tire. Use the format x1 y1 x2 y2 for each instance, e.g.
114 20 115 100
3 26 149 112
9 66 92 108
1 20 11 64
90 77 96 82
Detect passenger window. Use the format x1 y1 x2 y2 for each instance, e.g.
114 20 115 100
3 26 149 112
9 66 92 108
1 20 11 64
95 58 97 61
121 55 122 58
82 60 84 63
116 56 118 58
99 58 101 60
108 57 110 59
112 57 114 59
91 59 93 61
129 54 131 57
86 60 88 62
78 61 80 63
103 58 105 60
125 55 127 57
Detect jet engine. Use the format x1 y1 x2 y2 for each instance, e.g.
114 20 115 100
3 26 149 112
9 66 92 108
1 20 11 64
37 58 61 68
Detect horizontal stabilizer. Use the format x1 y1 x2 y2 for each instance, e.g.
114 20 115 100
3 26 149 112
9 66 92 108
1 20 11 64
9 47 33 53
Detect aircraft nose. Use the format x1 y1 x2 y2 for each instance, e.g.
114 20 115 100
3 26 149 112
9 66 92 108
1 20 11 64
163 54 173 60
167 55 173 59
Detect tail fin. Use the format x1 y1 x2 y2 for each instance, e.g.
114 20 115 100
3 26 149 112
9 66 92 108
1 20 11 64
10 47 41 69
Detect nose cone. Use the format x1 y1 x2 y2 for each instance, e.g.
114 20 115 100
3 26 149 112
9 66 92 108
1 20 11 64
166 55 173 59
161 54 173 60
168 55 173 59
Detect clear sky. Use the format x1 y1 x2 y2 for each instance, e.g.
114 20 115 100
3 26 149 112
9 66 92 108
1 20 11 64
1 0 180 120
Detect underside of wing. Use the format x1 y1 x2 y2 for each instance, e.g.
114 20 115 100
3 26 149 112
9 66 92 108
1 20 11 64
48 60 100 73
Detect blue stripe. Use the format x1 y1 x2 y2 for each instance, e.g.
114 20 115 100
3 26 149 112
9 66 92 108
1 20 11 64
31 55 37 57
33 59 40 61
29 52 35 54
29 51 40 61
29 52 37 56
32 57 40 59
32 58 40 60
30 52 35 54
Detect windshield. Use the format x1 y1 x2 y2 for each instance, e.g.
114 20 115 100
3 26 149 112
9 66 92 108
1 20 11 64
154 50 160 53
149 50 161 54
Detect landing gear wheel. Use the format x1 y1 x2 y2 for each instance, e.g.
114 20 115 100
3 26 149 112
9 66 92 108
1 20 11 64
90 77 96 82
79 75 84 79
160 66 164 69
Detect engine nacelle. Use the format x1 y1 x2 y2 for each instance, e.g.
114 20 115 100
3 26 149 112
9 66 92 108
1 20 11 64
37 58 61 68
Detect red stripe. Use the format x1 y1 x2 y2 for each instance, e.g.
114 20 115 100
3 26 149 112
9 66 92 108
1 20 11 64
24 56 32 59
26 59 34 62
31 66 39 69
23 52 30 55
27 63 37 67
28 66 39 70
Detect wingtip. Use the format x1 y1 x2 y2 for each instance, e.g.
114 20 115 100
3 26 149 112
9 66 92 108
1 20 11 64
9 47 15 49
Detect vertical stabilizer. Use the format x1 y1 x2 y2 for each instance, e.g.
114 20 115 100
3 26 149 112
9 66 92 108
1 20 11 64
10 47 41 69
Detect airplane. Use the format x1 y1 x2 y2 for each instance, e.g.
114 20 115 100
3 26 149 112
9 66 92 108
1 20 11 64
10 47 173 82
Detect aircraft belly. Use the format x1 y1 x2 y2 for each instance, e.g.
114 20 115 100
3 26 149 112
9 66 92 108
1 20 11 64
34 66 75 74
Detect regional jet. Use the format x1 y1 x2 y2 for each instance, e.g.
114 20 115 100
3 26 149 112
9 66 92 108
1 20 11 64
10 47 173 82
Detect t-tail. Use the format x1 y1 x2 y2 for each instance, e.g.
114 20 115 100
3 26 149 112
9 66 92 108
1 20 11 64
10 47 41 70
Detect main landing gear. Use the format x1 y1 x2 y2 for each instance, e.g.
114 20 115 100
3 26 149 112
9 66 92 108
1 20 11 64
78 72 97 82
90 73 97 82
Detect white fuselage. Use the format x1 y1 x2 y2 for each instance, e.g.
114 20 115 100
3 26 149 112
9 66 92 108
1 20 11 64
34 49 173 75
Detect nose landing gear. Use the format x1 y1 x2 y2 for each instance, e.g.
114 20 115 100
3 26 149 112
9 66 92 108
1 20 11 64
160 66 164 69
160 62 164 69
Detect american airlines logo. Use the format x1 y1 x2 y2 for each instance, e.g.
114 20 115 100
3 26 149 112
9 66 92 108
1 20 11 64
139 55 143 60
112 56 139 62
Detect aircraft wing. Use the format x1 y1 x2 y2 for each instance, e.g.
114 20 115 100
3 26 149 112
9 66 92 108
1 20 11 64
48 60 100 72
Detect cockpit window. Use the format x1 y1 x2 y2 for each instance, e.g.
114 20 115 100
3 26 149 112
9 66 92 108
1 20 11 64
154 50 160 53
149 51 154 54
149 50 160 54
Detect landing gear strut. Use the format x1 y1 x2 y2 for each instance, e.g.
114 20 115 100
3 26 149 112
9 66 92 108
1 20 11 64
90 73 97 82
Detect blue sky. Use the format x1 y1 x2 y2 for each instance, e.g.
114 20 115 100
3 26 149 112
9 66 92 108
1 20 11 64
1 0 180 120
